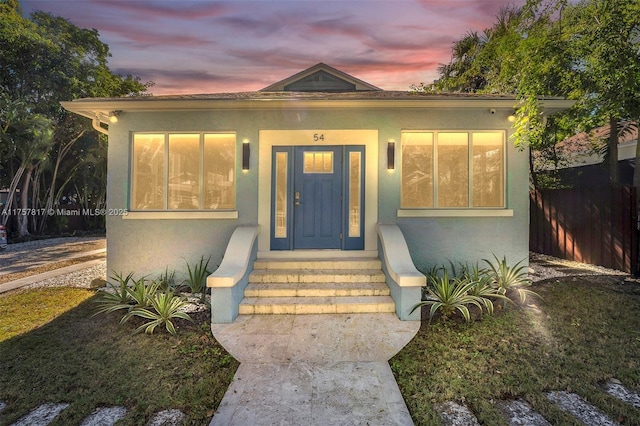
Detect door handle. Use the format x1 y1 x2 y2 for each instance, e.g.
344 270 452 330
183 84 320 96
295 191 301 206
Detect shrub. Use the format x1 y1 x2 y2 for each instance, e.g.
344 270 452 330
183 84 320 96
412 256 538 323
184 256 211 302
156 267 182 292
123 290 192 335
93 272 135 316
460 263 508 316
126 277 159 309
411 270 484 323
483 255 540 304
94 270 196 336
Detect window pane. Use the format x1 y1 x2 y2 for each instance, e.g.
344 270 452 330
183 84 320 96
132 134 165 210
274 151 288 238
349 152 361 237
169 134 200 210
304 152 333 173
437 133 468 207
401 133 433 208
473 132 504 207
204 133 236 210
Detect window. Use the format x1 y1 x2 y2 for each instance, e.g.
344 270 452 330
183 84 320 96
401 131 504 208
132 133 236 210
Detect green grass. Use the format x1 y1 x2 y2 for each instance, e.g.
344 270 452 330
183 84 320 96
0 287 95 341
0 289 238 425
391 276 640 425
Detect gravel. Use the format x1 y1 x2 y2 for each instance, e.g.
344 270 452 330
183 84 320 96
24 263 106 290
529 252 629 283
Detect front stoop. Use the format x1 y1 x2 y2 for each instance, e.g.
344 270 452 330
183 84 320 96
239 258 395 315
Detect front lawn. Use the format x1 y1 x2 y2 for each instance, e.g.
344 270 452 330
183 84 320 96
0 288 238 425
391 276 640 425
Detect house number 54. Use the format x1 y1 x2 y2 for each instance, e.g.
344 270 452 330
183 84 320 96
313 133 325 142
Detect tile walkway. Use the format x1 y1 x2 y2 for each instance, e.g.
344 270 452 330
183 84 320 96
210 313 420 425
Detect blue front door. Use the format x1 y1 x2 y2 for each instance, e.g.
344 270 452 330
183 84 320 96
270 145 365 250
293 146 342 249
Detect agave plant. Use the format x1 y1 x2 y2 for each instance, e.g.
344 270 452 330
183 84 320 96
93 271 135 316
125 276 158 309
156 267 181 292
483 255 540 304
410 270 484 323
183 255 211 302
461 263 509 316
123 290 192 335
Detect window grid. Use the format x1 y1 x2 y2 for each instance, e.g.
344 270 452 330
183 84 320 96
132 132 236 211
401 131 505 209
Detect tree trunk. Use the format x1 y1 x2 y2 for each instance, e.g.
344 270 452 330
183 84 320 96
529 148 539 189
39 130 85 234
17 165 33 237
608 116 619 184
1 165 26 227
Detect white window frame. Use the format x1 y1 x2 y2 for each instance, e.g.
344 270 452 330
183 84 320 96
126 132 238 220
398 130 510 217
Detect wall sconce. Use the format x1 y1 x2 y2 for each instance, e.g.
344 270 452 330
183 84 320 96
108 111 121 123
507 112 517 123
387 142 395 170
242 139 250 171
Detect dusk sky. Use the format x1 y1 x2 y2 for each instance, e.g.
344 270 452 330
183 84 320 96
20 0 526 95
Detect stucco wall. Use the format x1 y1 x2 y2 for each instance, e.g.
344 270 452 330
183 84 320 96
105 106 528 278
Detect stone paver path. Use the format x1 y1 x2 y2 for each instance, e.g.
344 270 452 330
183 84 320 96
605 379 640 408
79 406 127 426
435 401 480 425
547 391 619 426
0 403 185 426
497 399 551 426
10 403 69 426
2 374 640 425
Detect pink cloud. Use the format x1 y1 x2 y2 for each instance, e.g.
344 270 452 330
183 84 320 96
19 0 525 94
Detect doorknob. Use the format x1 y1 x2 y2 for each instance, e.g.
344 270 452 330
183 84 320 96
295 191 301 206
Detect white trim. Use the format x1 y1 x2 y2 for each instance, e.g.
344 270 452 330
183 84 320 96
258 129 379 253
397 209 514 218
123 211 238 220
61 99 576 124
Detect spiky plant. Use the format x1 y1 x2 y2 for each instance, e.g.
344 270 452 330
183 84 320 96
126 277 159 309
410 271 484 323
93 272 135 316
183 255 211 302
123 290 192 335
483 255 540 305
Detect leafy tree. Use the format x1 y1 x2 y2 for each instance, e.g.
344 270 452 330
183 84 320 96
420 0 575 187
0 0 150 237
564 0 640 184
423 0 640 194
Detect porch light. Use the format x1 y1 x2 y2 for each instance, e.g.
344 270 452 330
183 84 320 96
387 142 395 170
108 111 121 123
508 113 516 123
242 139 250 170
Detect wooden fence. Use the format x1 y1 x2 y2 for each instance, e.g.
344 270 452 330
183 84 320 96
530 186 638 274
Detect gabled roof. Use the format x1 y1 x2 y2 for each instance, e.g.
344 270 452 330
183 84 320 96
260 63 382 92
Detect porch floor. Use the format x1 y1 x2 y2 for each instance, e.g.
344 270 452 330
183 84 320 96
210 313 420 425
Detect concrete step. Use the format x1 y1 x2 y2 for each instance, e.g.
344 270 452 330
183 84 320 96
253 258 382 271
244 282 391 298
249 269 386 284
238 295 396 315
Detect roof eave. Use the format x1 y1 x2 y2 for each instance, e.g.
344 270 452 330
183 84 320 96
61 97 576 126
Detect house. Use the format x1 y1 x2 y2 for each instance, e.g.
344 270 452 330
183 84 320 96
62 63 572 322
539 122 637 187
